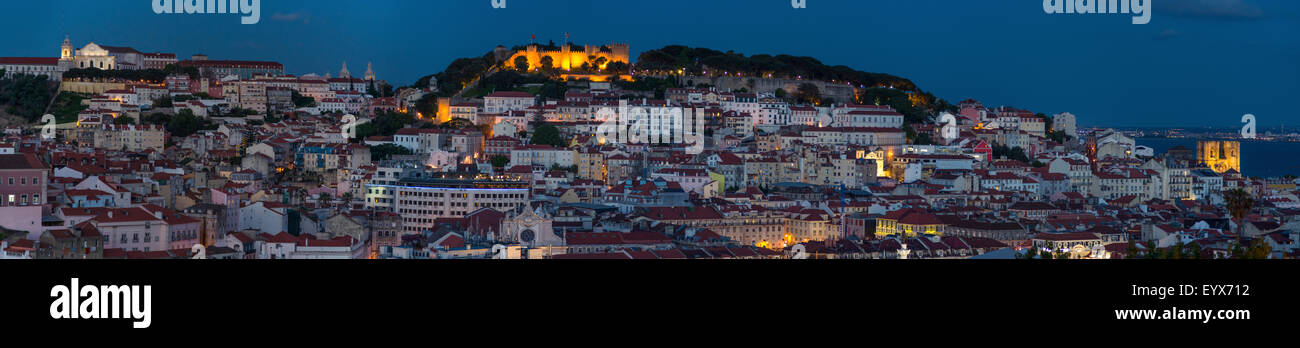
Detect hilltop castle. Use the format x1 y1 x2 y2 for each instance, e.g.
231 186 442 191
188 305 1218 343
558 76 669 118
495 40 629 71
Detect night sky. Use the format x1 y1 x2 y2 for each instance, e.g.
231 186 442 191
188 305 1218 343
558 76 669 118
2 0 1296 128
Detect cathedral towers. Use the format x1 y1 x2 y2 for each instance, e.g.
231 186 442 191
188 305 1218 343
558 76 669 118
1197 140 1241 174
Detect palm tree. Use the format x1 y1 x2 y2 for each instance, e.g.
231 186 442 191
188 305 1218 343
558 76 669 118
1224 188 1254 247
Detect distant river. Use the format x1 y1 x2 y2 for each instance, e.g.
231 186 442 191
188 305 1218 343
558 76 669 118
1136 138 1300 178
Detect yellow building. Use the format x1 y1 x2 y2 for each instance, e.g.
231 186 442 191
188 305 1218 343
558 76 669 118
574 148 606 181
1198 141 1240 174
875 208 945 238
94 124 166 152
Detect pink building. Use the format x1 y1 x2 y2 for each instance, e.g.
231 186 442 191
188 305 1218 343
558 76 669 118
0 153 47 208
85 207 168 252
0 153 49 237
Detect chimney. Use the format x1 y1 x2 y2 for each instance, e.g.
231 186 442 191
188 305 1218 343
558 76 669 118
107 211 113 219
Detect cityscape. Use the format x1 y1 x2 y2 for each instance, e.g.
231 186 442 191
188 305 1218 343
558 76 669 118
1 36 1294 261
0 2 1296 262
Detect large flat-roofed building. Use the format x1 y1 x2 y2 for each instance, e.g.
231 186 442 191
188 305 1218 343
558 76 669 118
177 58 284 79
142 52 177 70
364 175 530 234
0 57 62 80
93 124 167 152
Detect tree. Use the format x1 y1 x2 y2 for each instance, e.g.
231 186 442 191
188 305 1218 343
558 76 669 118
1124 240 1140 259
354 110 417 140
0 73 53 120
605 61 629 74
1185 242 1202 259
113 116 135 125
292 91 316 108
795 83 821 105
414 93 438 118
992 144 1031 163
490 155 510 169
539 56 554 74
1023 247 1038 260
143 112 169 125
370 143 413 161
912 132 935 146
166 109 204 137
538 82 567 100
1167 242 1185 259
530 123 565 147
1224 188 1254 245
1244 239 1272 259
513 56 530 72
1047 130 1072 144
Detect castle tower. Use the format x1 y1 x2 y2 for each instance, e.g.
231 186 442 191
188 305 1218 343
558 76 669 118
610 43 630 64
340 61 351 79
560 42 572 71
364 62 375 81
493 45 511 62
525 44 539 71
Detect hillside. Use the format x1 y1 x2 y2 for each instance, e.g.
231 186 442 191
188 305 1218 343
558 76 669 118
410 45 958 140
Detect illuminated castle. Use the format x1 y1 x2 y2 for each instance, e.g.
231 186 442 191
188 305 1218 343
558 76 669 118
501 40 629 71
1197 140 1240 174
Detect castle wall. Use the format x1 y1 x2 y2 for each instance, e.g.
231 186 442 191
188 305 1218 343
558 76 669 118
508 43 629 72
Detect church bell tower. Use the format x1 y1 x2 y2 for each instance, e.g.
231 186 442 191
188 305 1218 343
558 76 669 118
60 35 74 61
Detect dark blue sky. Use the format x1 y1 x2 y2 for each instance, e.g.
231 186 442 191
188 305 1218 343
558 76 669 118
2 0 1296 128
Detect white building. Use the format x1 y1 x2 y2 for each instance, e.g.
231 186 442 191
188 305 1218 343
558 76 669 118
363 178 531 234
509 145 576 168
239 201 290 234
0 57 63 80
1052 112 1077 136
484 91 535 114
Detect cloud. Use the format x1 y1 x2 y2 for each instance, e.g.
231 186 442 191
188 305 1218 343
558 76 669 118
271 12 311 24
1154 0 1266 20
1154 29 1181 40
